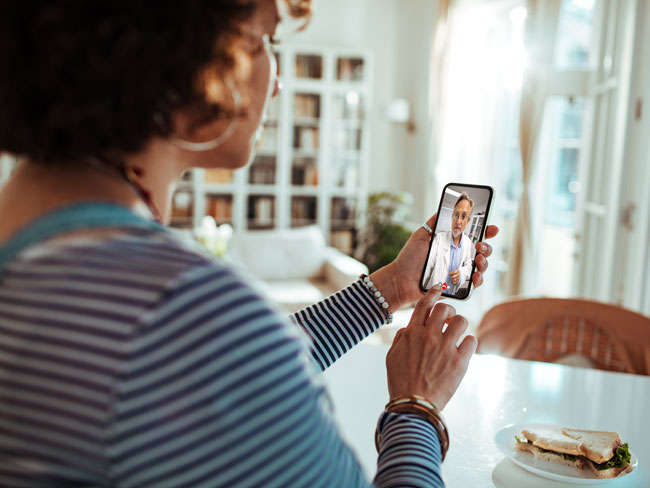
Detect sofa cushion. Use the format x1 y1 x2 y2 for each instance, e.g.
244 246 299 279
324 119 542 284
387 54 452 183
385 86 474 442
228 225 326 280
256 279 327 313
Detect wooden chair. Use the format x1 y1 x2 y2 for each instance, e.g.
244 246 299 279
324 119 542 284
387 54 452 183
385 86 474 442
476 298 650 376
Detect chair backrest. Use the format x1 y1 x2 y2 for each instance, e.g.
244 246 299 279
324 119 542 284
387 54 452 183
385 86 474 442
476 298 650 376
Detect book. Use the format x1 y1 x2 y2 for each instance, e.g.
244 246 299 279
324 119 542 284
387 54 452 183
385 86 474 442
204 169 234 184
331 230 355 255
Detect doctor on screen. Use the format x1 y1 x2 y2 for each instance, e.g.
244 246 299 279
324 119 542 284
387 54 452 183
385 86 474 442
423 192 474 294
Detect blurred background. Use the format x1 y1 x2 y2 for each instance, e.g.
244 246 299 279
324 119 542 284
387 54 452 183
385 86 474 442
1 0 648 325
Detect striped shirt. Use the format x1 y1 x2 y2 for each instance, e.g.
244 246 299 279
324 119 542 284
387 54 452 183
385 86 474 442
0 203 443 487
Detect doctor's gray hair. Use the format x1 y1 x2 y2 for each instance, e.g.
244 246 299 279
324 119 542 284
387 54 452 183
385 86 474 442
454 192 474 214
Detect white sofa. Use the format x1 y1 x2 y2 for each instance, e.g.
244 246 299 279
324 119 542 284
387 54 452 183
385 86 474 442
227 226 368 313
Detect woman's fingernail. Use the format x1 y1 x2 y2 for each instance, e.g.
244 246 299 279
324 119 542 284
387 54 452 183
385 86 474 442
478 243 486 251
433 283 442 291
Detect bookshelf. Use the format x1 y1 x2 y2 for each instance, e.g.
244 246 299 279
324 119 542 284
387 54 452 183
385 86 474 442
468 213 485 244
171 45 373 255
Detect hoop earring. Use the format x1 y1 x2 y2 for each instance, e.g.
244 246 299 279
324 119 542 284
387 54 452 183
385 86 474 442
170 79 241 152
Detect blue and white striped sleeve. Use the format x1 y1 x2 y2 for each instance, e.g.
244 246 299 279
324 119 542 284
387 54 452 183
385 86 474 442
111 264 443 488
290 280 386 371
375 413 444 487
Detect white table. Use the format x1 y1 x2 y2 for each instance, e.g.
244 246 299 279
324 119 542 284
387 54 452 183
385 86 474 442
322 344 650 487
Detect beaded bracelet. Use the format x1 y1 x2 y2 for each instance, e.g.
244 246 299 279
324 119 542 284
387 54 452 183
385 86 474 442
359 274 393 324
375 395 450 461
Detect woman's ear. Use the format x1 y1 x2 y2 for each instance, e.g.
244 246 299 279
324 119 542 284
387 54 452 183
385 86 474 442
168 103 238 151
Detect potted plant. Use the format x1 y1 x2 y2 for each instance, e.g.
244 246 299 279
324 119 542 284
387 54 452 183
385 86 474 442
357 192 415 273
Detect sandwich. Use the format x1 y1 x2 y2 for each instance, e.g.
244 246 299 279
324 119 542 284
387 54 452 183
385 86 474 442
514 426 632 479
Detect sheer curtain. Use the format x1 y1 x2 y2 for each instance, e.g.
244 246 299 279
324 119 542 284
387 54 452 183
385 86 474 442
429 0 564 312
428 0 528 319
433 1 518 189
508 0 562 296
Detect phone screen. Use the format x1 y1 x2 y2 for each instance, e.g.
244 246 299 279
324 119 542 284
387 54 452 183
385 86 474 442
420 183 494 300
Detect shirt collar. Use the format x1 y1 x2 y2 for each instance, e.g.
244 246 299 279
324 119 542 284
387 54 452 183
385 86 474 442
450 233 463 249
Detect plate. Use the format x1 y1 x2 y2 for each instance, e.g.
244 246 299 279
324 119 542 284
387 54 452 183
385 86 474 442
495 423 638 484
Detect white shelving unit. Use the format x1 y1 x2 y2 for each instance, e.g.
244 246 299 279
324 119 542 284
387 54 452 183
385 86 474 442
170 44 373 255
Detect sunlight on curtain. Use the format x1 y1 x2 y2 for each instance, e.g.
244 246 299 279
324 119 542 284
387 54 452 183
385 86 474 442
432 0 527 311
508 0 562 297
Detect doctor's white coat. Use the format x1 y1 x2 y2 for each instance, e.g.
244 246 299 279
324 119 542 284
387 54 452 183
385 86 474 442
422 230 473 291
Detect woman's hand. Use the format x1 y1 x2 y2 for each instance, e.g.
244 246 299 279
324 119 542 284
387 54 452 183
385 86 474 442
386 286 475 409
370 213 499 310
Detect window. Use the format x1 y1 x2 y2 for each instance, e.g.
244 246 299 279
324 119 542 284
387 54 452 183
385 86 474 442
544 97 586 228
531 0 597 298
536 96 589 297
554 0 597 69
430 0 603 312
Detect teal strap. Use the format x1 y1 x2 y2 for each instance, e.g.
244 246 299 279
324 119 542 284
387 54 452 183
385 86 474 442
0 202 167 276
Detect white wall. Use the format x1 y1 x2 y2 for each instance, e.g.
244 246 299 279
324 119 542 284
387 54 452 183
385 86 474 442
391 0 438 224
287 0 438 223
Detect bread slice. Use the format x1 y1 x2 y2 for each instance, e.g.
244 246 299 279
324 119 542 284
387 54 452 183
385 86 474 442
585 459 631 479
515 441 584 469
521 427 583 456
562 428 622 463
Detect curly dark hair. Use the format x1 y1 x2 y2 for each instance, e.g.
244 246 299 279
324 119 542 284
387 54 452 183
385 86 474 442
0 0 310 164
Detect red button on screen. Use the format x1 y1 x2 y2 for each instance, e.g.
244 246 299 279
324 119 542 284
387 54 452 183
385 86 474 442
442 283 447 290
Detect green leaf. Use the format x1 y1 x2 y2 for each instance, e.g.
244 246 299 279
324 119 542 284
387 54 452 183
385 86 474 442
358 192 414 272
594 443 631 470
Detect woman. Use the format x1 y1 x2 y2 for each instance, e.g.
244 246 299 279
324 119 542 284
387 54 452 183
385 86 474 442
0 1 497 486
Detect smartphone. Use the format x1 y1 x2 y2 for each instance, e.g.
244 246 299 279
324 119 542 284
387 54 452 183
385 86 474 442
419 182 494 300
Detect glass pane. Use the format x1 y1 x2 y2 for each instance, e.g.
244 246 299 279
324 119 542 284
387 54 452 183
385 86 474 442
331 197 356 229
559 98 585 139
253 97 280 185
554 0 597 69
293 125 319 151
249 155 276 185
295 54 322 79
258 124 278 154
291 196 317 227
332 92 365 120
331 92 364 189
291 157 318 186
264 96 280 123
337 57 365 81
333 128 362 151
205 194 233 225
170 190 193 228
547 147 579 224
204 169 234 184
252 96 279 186
538 97 587 298
293 93 321 120
330 198 357 255
330 230 355 255
247 195 275 229
545 98 586 227
274 52 281 77
331 155 359 190
504 145 523 207
293 93 320 187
